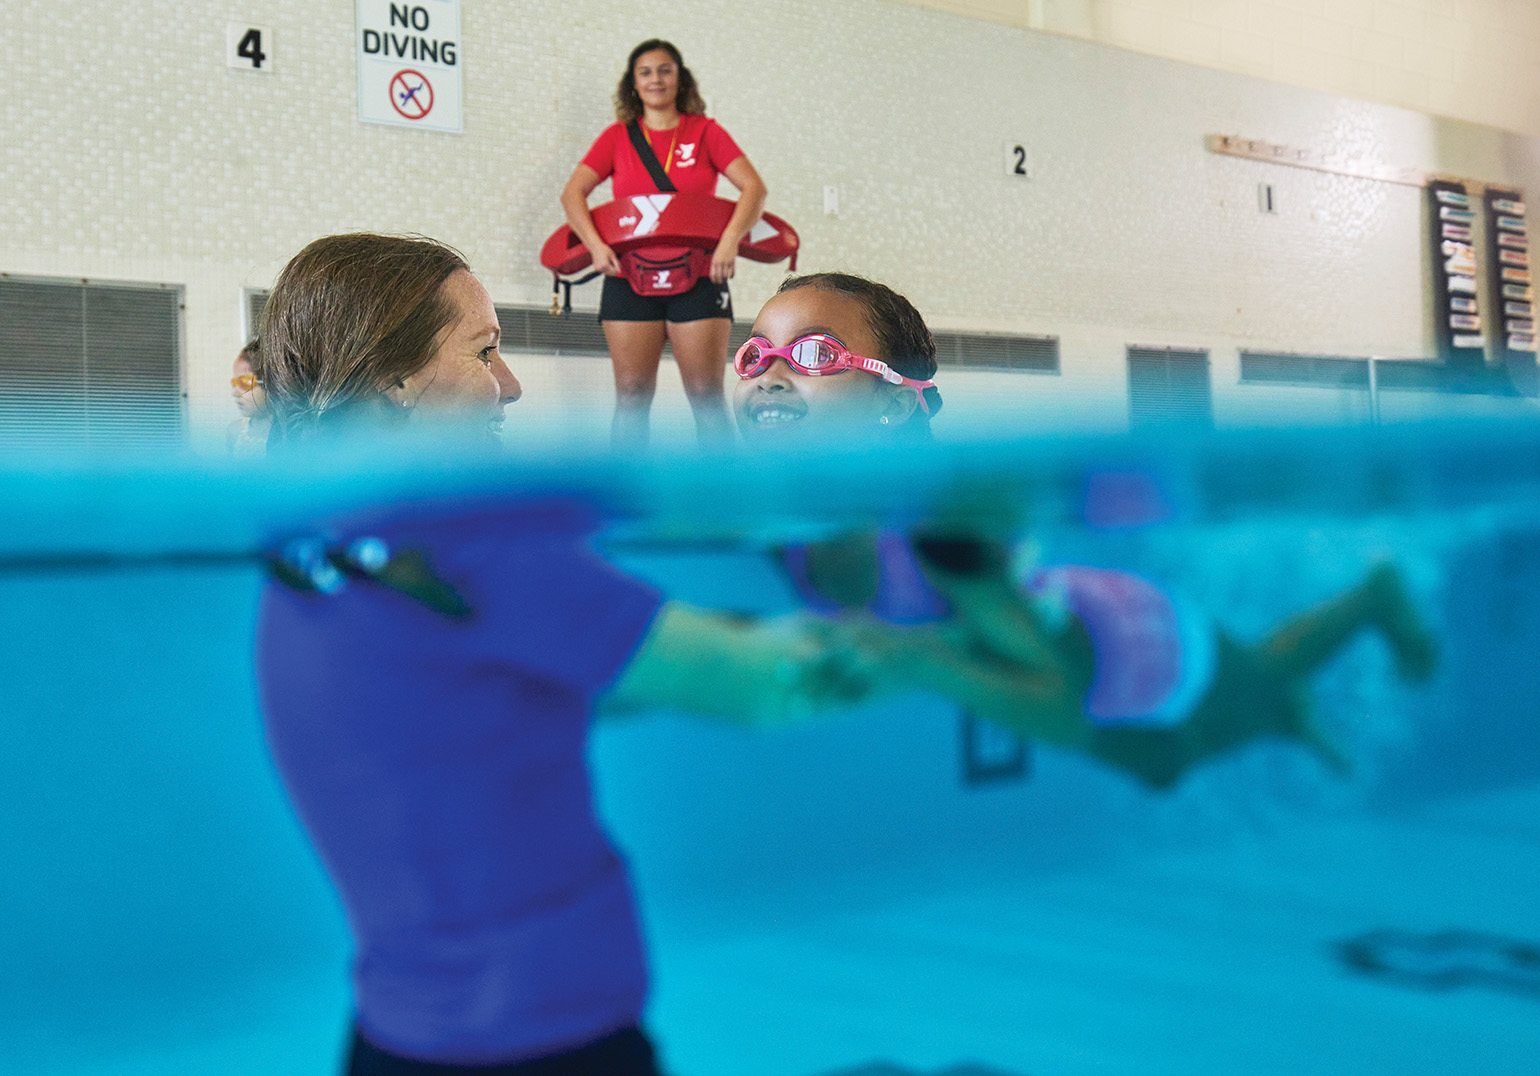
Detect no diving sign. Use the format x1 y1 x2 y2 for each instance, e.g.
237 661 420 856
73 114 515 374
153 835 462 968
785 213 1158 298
390 70 433 120
357 0 461 132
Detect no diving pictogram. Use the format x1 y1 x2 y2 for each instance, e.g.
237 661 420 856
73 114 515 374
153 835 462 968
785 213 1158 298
390 69 434 120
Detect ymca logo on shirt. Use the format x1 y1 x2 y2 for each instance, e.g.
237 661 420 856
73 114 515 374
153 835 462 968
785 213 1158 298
674 142 697 168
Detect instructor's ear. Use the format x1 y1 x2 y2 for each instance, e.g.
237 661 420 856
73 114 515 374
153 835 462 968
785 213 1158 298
383 377 413 410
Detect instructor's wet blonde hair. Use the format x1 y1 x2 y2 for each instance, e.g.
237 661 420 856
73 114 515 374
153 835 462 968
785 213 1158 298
257 233 467 444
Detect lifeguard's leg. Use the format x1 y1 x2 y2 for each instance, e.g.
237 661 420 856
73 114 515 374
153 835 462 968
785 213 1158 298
604 319 666 449
666 317 734 447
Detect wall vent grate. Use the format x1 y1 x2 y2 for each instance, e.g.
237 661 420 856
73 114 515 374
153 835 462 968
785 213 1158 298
1240 350 1369 388
932 331 1059 373
1126 346 1212 429
0 277 184 452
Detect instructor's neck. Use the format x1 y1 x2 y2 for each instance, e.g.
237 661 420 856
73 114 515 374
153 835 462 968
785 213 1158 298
641 105 680 130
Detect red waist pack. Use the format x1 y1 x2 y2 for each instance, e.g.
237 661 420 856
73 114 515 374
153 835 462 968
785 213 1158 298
620 247 714 297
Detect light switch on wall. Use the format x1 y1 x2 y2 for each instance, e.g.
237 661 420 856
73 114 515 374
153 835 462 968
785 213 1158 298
823 186 839 215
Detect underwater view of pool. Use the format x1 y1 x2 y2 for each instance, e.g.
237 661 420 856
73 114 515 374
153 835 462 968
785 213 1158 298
2 421 1537 1076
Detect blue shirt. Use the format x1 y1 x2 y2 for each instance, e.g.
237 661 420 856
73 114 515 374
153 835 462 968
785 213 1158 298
257 498 664 1064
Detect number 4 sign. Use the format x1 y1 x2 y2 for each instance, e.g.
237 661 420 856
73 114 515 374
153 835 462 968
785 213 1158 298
227 24 274 74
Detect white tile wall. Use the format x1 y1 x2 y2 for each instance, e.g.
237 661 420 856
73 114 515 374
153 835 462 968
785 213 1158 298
2 0 1537 452
905 0 1540 139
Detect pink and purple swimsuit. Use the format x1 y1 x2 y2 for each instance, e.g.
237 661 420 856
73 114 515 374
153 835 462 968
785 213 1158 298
785 533 1215 727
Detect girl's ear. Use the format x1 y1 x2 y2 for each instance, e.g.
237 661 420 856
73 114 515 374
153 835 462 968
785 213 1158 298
878 384 919 427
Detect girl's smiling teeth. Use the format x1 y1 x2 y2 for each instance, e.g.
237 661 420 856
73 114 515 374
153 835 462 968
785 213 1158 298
748 400 806 425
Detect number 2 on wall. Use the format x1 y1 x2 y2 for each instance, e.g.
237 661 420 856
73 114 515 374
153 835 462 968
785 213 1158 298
1004 142 1030 178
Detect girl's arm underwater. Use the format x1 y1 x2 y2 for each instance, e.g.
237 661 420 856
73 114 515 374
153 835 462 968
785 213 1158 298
599 603 889 727
909 535 1069 672
850 616 1092 749
598 596 1093 749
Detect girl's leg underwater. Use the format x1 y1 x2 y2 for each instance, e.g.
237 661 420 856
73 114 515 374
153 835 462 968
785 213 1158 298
1084 562 1436 791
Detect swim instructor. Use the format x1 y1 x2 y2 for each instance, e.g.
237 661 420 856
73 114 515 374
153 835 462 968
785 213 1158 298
560 38 767 448
256 235 917 1076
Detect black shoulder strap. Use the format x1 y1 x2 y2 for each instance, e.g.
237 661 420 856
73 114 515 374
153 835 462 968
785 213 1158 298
626 119 677 193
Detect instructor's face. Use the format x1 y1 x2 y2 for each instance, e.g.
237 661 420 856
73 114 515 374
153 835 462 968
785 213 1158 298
633 49 679 112
395 270 521 443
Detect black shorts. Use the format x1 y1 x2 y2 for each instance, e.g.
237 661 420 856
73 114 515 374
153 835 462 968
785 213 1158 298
599 274 732 323
346 1024 663 1075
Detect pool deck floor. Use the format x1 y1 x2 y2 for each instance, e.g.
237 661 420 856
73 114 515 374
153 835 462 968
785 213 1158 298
24 780 1540 1076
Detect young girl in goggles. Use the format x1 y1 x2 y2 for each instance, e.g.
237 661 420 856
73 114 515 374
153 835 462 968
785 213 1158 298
733 273 941 441
743 273 1437 789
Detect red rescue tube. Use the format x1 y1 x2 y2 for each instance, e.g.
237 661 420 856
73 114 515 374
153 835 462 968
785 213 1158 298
541 193 799 277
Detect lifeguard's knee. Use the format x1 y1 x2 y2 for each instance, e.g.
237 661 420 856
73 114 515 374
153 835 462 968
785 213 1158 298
613 379 657 405
680 375 726 400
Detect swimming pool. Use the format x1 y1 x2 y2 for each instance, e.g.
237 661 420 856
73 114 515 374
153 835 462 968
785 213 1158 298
2 422 1537 1076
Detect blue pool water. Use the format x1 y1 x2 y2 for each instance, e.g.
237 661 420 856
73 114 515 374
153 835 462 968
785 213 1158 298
2 424 1538 1076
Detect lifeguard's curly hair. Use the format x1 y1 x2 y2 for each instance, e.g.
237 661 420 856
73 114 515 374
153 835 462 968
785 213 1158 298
614 39 706 123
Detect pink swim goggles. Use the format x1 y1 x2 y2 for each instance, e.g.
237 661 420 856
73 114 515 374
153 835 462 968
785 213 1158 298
733 334 936 413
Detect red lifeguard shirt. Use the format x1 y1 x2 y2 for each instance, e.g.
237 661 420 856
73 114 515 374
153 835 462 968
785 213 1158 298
580 114 744 197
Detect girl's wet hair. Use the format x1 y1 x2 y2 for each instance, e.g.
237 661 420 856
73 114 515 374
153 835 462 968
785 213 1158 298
614 39 706 123
776 272 943 429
